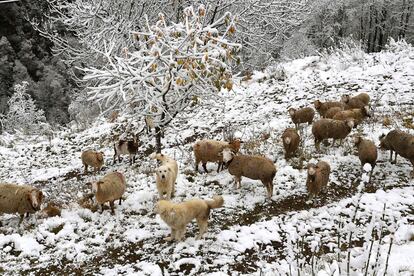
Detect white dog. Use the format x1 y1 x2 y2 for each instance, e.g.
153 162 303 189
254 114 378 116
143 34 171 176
150 152 178 200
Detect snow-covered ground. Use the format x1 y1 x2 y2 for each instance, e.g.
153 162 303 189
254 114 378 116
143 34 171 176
0 40 413 275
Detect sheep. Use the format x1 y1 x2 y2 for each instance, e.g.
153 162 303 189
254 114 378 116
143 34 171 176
313 100 345 118
325 107 343 119
193 139 241 173
312 119 354 151
379 129 402 164
281 128 300 160
306 161 330 200
288 107 315 129
41 202 61 218
341 93 370 110
0 183 43 224
81 150 104 174
333 106 370 126
379 130 414 177
222 148 277 199
113 134 139 165
354 137 377 182
92 171 126 214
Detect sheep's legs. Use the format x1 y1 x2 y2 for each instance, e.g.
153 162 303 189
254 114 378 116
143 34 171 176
217 162 223 173
410 160 414 178
234 176 241 189
202 162 208 173
389 150 393 162
19 214 24 225
118 198 122 205
83 164 88 174
314 139 321 151
109 201 115 215
392 152 398 164
264 182 273 199
113 154 117 165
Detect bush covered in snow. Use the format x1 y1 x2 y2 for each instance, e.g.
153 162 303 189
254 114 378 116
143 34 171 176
2 81 48 135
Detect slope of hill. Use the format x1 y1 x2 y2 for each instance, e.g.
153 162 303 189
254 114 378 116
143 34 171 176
0 40 413 275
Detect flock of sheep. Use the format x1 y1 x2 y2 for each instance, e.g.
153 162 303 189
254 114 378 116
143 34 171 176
0 92 413 242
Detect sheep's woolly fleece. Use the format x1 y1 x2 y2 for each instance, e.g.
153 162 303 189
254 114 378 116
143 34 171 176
0 41 413 275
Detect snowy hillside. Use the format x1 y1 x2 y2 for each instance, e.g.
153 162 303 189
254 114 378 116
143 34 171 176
0 40 414 275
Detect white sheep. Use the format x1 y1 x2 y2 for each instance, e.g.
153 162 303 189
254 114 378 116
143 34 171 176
92 171 126 214
0 183 44 224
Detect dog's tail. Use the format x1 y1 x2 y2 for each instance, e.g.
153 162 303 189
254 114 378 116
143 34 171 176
205 195 224 209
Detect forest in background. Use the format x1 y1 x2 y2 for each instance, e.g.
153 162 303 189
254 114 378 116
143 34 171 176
0 0 413 129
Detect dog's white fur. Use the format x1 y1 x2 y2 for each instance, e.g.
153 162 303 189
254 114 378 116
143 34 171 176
150 153 178 200
155 195 224 241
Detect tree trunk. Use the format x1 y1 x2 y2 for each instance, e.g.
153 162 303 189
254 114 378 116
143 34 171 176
378 8 387 52
367 4 374 52
155 126 162 153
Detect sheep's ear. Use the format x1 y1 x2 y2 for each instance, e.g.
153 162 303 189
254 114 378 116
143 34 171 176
218 152 223 157
85 182 92 186
347 120 354 128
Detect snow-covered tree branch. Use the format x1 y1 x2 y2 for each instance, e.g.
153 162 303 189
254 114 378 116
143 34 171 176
81 5 241 151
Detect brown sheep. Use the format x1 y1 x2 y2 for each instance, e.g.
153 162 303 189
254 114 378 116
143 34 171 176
341 93 370 110
333 106 370 126
325 107 344 119
0 183 44 224
193 139 241 173
81 150 104 174
41 202 62 218
113 134 139 165
380 130 414 177
222 149 277 199
281 128 300 159
92 171 126 214
312 119 354 151
354 137 378 182
288 107 315 129
306 161 330 199
379 129 402 164
313 100 345 118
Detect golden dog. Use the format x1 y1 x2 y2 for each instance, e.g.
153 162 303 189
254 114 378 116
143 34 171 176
155 195 224 241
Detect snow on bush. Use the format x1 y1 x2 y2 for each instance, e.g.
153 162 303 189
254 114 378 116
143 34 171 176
2 81 48 135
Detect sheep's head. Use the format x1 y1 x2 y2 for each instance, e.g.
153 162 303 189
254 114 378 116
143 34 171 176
378 134 389 150
354 136 362 146
341 95 350 103
221 148 235 163
92 181 104 193
27 189 43 211
288 108 296 117
362 106 371 117
228 139 241 153
96 152 104 162
313 100 321 110
283 136 291 145
346 119 354 129
307 163 317 179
